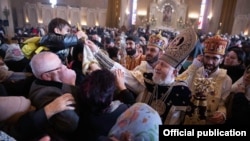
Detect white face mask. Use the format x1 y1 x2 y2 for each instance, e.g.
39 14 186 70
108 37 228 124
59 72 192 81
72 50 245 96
0 64 9 70
97 37 101 43
117 55 121 61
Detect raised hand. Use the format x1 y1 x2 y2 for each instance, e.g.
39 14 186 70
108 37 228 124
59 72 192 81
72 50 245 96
114 69 126 91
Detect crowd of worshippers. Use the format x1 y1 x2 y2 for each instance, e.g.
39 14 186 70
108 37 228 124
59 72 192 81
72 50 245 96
1 17 250 141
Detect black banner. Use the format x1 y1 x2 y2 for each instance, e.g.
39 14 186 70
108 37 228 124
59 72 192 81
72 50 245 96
159 125 249 140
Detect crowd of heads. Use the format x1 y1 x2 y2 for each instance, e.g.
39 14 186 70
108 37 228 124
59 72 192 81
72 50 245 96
1 16 250 140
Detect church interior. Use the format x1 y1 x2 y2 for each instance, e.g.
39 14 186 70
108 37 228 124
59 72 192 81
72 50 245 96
0 0 250 37
1 1 250 140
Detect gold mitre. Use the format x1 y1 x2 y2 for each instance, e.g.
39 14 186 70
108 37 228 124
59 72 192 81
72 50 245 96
204 35 228 55
160 27 197 68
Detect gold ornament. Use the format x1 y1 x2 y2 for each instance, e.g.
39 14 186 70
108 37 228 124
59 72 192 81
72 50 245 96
151 100 166 115
193 77 215 99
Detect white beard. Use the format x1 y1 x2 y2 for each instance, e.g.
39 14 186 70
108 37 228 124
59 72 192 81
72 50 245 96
152 75 175 86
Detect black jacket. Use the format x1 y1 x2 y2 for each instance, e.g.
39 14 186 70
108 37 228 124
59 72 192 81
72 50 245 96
39 34 83 63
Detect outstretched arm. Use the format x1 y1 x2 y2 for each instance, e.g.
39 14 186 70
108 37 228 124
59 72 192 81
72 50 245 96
39 30 86 52
114 69 135 104
85 40 145 95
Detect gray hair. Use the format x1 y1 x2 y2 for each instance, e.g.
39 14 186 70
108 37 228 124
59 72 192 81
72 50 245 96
29 52 58 79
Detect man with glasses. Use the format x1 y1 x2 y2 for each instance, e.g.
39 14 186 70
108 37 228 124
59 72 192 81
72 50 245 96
178 35 232 125
28 51 79 140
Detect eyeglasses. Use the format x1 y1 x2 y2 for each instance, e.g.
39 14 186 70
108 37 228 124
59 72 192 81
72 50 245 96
204 55 221 62
41 64 62 77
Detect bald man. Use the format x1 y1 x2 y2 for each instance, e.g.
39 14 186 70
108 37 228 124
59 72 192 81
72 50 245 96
29 51 79 140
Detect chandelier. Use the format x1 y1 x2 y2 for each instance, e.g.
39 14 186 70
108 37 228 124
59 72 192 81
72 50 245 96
50 0 57 8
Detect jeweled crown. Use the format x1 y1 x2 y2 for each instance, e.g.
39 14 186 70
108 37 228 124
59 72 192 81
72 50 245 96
204 35 228 55
148 31 165 50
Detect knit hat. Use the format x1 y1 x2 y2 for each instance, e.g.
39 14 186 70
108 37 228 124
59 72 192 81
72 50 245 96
148 31 166 50
0 96 31 122
4 43 24 61
204 35 228 55
159 27 197 68
109 103 162 141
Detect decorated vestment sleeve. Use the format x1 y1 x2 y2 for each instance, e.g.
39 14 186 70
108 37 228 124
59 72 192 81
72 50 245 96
217 75 232 116
94 51 145 95
133 61 149 73
94 50 114 70
176 58 203 87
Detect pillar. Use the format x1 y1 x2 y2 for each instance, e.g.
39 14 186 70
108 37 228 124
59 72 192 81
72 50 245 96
0 0 14 37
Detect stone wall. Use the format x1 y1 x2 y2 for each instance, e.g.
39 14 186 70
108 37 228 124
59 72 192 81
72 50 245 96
231 0 250 35
3 0 250 36
23 2 107 28
10 0 108 28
